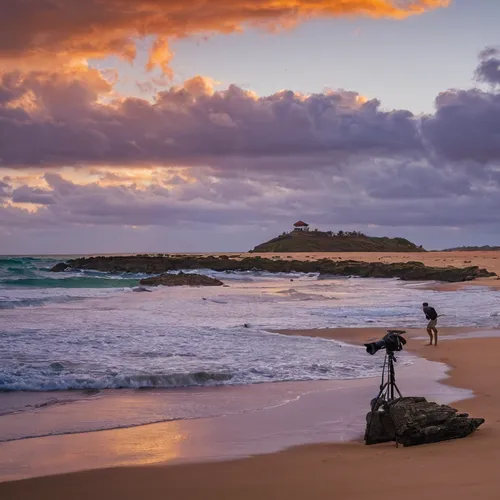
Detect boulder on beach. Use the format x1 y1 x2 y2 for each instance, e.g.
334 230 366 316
139 272 224 287
365 396 484 446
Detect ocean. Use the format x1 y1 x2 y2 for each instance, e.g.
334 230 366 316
0 256 499 447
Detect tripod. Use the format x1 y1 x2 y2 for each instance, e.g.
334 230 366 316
374 349 402 403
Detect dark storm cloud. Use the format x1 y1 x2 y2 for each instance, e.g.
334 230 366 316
0 72 424 167
418 47 500 165
362 161 472 199
0 180 11 197
475 47 500 86
11 185 56 205
421 89 500 164
2 46 500 170
3 160 500 231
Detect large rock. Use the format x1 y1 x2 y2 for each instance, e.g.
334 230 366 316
50 255 496 283
365 397 484 446
139 272 223 287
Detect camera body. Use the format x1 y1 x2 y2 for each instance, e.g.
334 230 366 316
365 330 407 355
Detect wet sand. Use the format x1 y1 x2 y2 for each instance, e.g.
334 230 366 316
2 327 499 499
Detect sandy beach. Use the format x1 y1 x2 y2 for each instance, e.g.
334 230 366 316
2 325 500 499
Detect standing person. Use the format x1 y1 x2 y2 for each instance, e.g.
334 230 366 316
422 302 438 346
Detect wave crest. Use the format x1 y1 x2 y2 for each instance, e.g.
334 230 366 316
276 288 337 301
0 371 234 391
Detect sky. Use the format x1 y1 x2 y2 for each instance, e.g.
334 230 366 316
1 0 500 254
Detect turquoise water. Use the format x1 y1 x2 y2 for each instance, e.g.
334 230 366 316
0 256 141 292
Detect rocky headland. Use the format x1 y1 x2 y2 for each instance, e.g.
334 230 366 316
251 230 424 252
50 255 496 283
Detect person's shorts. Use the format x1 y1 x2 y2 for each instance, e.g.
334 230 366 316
427 319 437 329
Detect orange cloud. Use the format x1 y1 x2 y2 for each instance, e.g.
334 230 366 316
0 1 451 73
146 37 174 79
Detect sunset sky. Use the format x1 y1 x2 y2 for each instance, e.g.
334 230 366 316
1 0 500 254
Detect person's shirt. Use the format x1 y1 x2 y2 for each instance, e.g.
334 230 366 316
423 306 438 320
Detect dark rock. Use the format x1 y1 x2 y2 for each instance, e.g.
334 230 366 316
139 272 224 287
49 255 496 283
51 262 69 272
364 398 396 445
365 397 484 447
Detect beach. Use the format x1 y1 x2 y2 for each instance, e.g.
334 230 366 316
1 252 500 498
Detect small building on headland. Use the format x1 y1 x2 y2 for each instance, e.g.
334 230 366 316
293 220 309 232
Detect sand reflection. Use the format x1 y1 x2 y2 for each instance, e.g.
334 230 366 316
0 421 186 481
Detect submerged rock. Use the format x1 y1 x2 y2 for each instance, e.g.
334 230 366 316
365 397 484 446
139 272 224 287
51 262 69 272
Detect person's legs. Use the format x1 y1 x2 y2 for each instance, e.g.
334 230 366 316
432 323 438 345
426 320 434 345
428 319 437 345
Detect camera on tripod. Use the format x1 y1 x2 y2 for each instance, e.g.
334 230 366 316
364 329 407 445
364 329 407 355
366 329 407 403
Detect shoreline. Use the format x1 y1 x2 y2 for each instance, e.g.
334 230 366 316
0 354 470 479
2 327 500 499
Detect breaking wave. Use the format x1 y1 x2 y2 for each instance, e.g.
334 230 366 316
0 371 235 392
0 295 86 309
275 288 337 301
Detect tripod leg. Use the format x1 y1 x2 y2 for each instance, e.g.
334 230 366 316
372 382 388 408
393 383 403 398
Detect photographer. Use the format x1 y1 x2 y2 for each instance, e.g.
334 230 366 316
422 302 438 346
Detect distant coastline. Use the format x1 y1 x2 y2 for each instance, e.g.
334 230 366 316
442 246 500 251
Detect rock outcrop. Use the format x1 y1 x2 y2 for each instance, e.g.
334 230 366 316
139 272 223 287
365 397 484 446
50 255 496 283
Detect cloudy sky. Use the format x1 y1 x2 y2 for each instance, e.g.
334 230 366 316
1 0 500 254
